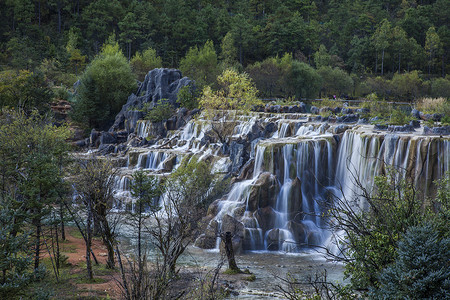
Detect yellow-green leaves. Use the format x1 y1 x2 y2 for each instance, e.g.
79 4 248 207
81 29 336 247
200 69 260 113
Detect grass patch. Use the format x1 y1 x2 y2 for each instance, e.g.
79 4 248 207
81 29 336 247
415 97 447 114
60 241 78 253
223 268 241 275
244 274 256 281
75 277 107 284
68 227 84 240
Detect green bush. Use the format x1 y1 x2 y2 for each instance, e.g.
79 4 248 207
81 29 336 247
371 223 450 299
145 99 174 123
130 47 163 81
180 40 219 88
177 84 200 110
71 41 136 130
317 66 354 97
389 108 412 125
288 61 322 99
431 77 450 99
390 71 423 101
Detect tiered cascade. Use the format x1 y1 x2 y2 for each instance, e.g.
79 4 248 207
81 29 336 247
109 112 449 253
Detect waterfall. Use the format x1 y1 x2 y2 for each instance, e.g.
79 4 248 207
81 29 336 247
107 112 450 254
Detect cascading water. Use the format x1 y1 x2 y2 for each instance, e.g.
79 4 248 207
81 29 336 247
109 112 449 254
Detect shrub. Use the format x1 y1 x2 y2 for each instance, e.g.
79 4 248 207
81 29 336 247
177 84 200 110
415 97 448 114
371 223 450 299
130 48 163 81
431 77 450 99
317 66 354 97
389 108 412 125
71 41 136 130
180 40 219 88
391 71 423 101
145 99 174 123
288 61 322 99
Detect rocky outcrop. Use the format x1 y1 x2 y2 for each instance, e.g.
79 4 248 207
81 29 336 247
110 68 193 133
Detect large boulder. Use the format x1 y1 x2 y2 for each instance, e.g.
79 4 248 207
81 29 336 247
110 68 193 133
247 172 279 211
229 141 246 175
254 206 277 232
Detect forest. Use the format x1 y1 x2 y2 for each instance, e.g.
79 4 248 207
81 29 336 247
1 0 449 102
0 1 450 299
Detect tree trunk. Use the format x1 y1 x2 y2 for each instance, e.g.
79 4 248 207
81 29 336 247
54 219 60 271
60 201 65 241
375 52 378 74
57 1 62 34
34 216 41 271
86 205 93 280
116 246 131 299
381 48 385 75
429 53 432 75
64 202 99 264
100 219 115 269
38 1 41 27
137 204 143 297
224 232 240 272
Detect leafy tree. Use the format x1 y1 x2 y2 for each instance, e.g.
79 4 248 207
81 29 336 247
156 156 215 274
200 69 261 144
314 44 332 69
246 53 291 97
71 40 136 130
71 158 119 275
0 70 53 113
391 71 423 100
219 31 239 70
317 66 354 97
179 40 219 87
0 109 70 273
145 99 175 123
391 26 409 73
230 14 254 65
372 223 450 299
65 27 86 74
372 19 391 75
177 84 200 110
287 61 322 99
0 197 33 298
123 170 160 299
81 0 125 54
425 26 442 75
130 48 163 81
200 69 260 113
119 12 140 61
431 77 450 98
327 168 449 291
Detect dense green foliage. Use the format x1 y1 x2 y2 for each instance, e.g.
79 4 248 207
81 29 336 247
179 40 219 88
0 70 53 113
0 0 449 103
371 223 450 299
0 109 70 297
130 48 163 81
330 169 450 295
145 99 175 123
71 41 136 130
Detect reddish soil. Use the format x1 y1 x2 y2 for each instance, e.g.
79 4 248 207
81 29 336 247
50 228 123 299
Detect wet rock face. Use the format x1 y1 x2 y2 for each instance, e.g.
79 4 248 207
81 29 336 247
110 68 193 133
247 172 279 211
